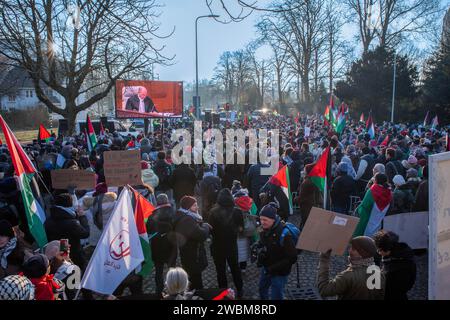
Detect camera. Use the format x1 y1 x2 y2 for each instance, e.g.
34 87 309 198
250 242 267 267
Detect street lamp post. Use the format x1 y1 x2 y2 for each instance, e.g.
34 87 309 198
195 15 219 119
391 52 396 123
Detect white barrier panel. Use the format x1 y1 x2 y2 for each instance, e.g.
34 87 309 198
429 152 450 300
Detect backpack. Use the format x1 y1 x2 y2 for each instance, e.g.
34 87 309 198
155 163 171 186
241 211 258 238
279 222 301 247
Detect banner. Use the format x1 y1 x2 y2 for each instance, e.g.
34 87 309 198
103 150 142 187
296 207 359 256
383 212 428 249
51 169 96 190
115 80 183 119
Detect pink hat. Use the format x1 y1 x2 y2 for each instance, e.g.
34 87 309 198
408 155 418 165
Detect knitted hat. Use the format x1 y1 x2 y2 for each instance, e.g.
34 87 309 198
0 219 14 238
141 161 149 170
406 168 418 178
350 236 377 258
373 163 385 174
93 182 108 197
259 204 277 220
408 155 418 165
0 275 35 300
22 254 49 279
393 175 406 187
180 196 197 210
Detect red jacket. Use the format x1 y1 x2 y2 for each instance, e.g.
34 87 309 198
26 274 61 300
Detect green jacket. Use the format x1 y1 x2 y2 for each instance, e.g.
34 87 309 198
317 255 385 300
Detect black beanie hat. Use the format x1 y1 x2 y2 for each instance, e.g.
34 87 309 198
54 193 73 208
350 236 377 259
0 219 14 239
22 254 49 279
259 204 278 220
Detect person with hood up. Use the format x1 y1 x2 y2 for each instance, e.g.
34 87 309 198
208 188 244 298
82 183 117 248
405 168 421 196
385 148 406 184
141 160 159 190
391 175 414 214
317 236 385 300
0 220 32 280
21 254 65 300
172 196 211 290
169 163 197 207
146 194 177 297
366 163 385 191
330 162 357 214
374 230 416 300
45 194 90 270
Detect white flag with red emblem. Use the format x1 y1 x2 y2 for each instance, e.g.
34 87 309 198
80 187 144 295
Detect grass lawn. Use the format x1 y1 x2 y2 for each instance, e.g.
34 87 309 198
0 130 39 144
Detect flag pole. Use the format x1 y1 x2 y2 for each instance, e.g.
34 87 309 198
323 177 327 210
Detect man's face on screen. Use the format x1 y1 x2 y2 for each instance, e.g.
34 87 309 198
138 87 147 99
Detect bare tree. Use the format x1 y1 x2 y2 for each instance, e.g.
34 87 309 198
0 0 173 132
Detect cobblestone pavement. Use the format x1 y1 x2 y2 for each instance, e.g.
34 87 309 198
140 212 428 300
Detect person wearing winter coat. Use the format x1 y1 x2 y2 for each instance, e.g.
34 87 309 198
141 160 159 190
208 188 244 298
391 175 415 214
139 138 152 156
374 230 416 300
288 150 303 193
223 154 246 190
385 148 406 184
331 162 357 214
146 194 177 297
257 205 298 300
0 220 32 280
413 165 429 212
405 168 421 197
44 240 79 300
21 254 65 300
172 196 211 290
169 164 197 207
82 183 117 247
298 164 323 228
317 236 385 300
45 193 90 270
153 151 172 193
199 167 222 222
366 163 386 191
246 163 272 210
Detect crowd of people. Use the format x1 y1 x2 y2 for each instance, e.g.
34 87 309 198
0 112 446 300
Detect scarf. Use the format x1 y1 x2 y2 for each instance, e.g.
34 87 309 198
178 208 203 223
55 206 77 218
0 237 17 269
348 256 375 268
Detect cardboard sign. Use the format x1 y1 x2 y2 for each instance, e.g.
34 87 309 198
103 149 142 187
296 207 359 256
383 211 428 250
51 169 96 190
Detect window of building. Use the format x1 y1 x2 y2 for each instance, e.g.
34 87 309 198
8 95 16 102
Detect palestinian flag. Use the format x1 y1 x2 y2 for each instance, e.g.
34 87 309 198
336 111 346 135
324 106 330 121
244 114 249 126
268 165 293 215
132 189 156 276
0 116 47 248
38 124 51 143
423 111 430 127
380 135 390 147
99 121 106 138
366 114 375 139
86 114 97 152
431 116 439 130
353 184 392 237
360 113 364 123
308 147 330 193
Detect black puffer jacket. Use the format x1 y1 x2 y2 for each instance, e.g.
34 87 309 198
382 242 416 300
259 218 298 276
153 159 172 192
169 164 197 204
331 173 357 213
208 189 243 258
45 206 90 269
172 210 210 275
147 204 177 265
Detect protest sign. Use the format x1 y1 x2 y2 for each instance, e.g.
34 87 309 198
383 211 428 249
296 207 359 256
51 169 96 190
103 149 142 187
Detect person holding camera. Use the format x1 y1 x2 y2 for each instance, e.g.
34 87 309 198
253 204 297 300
